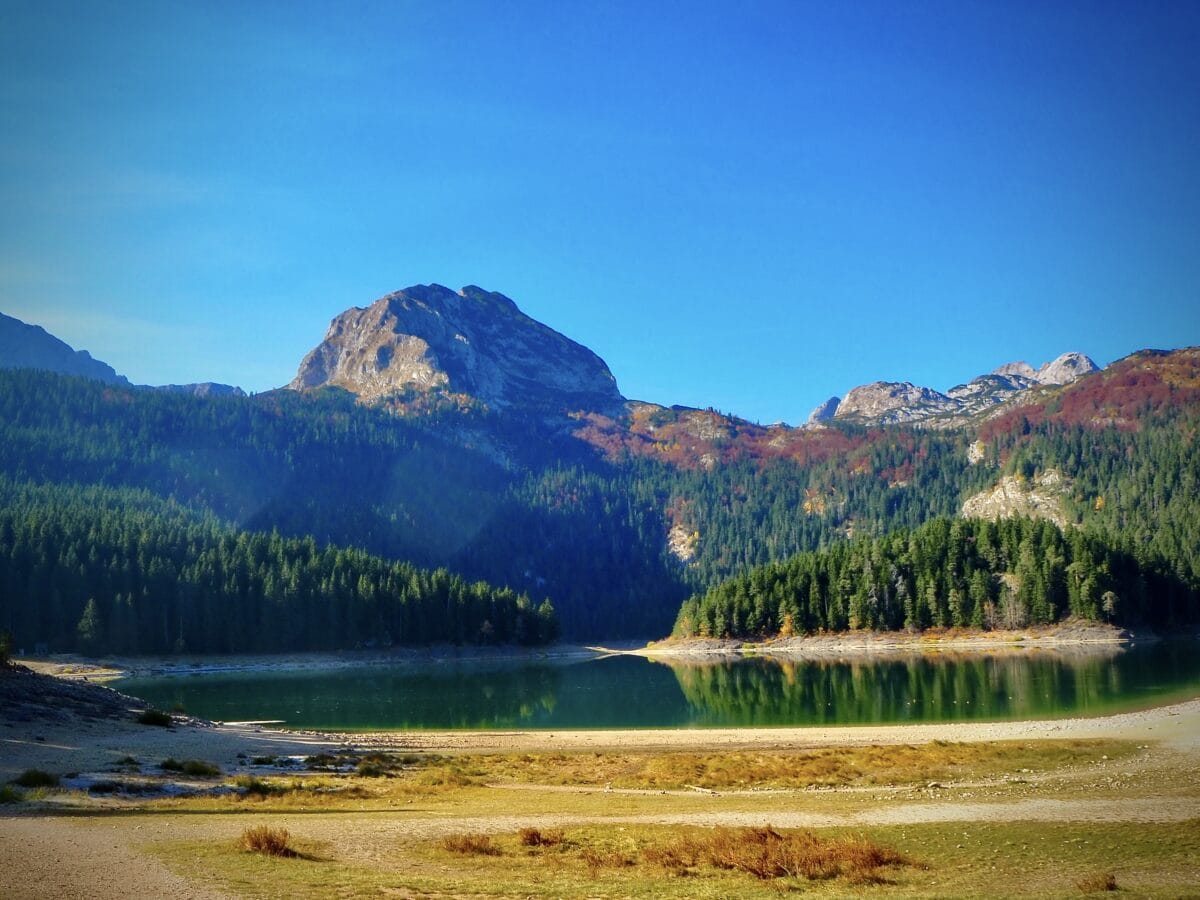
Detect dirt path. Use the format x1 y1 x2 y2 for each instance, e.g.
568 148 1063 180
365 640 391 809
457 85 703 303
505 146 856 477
0 815 230 900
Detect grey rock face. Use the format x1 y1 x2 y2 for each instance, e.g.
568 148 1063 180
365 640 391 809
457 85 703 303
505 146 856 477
961 470 1070 529
834 382 959 424
806 396 841 424
832 352 1100 427
1037 352 1099 385
0 312 129 386
992 361 1038 380
288 284 625 417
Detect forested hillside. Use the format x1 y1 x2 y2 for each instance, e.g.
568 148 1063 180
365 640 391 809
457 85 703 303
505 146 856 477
0 479 555 654
0 346 1197 648
674 516 1198 640
0 369 686 639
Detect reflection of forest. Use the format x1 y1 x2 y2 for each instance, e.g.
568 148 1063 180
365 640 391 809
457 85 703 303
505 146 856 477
662 645 1165 726
128 662 565 730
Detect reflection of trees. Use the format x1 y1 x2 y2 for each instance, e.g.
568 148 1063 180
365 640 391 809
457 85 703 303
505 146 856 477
123 662 565 730
664 646 1145 726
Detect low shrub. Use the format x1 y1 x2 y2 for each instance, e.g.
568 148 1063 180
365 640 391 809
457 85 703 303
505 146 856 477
163 756 217 775
441 833 501 856
182 760 220 777
518 827 564 848
233 775 286 797
11 769 59 788
136 708 172 727
581 848 635 874
1077 871 1119 893
645 826 912 883
0 784 21 803
239 826 296 857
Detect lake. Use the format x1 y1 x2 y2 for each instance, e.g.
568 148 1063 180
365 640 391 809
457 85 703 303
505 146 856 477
113 641 1200 731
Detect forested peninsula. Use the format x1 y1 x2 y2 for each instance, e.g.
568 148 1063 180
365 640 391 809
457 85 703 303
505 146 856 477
674 516 1197 640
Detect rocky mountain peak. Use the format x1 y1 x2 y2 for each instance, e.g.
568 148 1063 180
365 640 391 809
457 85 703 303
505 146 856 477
806 396 841 424
827 351 1102 427
1037 351 1099 385
992 353 1099 387
834 382 958 424
288 283 625 417
992 361 1038 380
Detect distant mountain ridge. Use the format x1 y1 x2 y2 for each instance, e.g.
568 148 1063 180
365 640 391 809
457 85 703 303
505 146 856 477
810 352 1100 426
0 311 243 397
0 311 130 386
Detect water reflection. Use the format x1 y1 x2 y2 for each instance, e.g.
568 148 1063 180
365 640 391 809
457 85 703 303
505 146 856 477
115 641 1200 731
663 646 1139 726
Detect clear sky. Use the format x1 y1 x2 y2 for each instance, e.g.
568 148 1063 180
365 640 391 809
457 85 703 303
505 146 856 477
2 1 1198 424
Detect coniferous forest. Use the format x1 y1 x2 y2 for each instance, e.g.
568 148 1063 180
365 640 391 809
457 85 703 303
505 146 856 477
674 516 1196 640
0 346 1198 653
0 479 556 654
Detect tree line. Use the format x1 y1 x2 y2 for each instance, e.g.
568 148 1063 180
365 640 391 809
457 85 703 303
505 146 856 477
0 479 556 655
1 365 1198 644
673 516 1198 640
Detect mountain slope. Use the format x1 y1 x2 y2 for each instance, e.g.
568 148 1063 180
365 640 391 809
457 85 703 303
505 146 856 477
0 311 129 386
288 284 625 419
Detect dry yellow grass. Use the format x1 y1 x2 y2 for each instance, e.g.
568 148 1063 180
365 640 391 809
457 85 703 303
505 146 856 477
441 832 501 856
238 825 296 857
643 825 915 882
432 738 1131 791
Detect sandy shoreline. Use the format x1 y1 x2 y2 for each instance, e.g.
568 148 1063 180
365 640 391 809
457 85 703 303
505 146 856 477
349 696 1200 754
19 643 615 682
635 621 1153 658
3 657 1198 781
15 622 1156 682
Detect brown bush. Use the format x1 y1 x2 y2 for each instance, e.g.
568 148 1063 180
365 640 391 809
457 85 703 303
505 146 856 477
518 827 564 847
580 848 635 875
239 826 296 857
441 832 501 856
647 826 911 883
1077 871 1119 893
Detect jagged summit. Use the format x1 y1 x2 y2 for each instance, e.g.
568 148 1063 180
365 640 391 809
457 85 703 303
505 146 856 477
806 396 841 424
288 284 625 417
830 352 1100 426
1037 351 1099 385
834 382 958 424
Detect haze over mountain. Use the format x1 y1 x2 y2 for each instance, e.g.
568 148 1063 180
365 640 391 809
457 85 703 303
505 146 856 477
0 311 244 398
0 311 130 387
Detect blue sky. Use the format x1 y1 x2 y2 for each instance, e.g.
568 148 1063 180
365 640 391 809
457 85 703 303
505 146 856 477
1 1 1198 424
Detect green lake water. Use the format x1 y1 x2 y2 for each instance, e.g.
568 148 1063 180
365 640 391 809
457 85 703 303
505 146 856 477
113 641 1200 731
